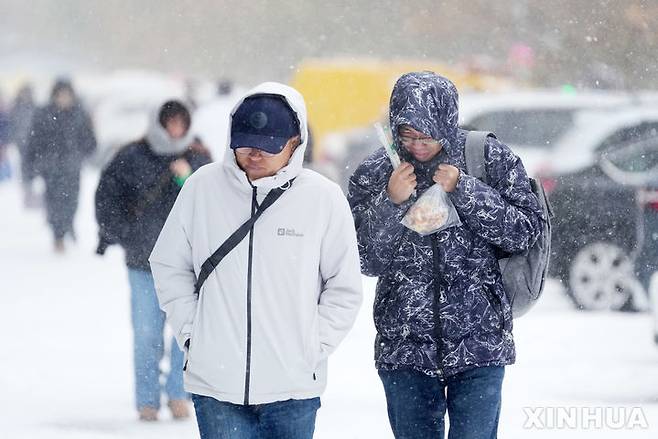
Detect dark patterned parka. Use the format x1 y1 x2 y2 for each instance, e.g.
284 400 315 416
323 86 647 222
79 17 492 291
348 72 544 379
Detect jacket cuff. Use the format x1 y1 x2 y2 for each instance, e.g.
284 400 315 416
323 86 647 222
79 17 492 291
372 189 414 221
371 190 415 233
448 172 477 207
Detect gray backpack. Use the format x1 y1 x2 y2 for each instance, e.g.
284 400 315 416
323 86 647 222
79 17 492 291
464 131 553 318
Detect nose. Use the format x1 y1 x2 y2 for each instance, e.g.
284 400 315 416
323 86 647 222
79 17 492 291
248 150 263 159
406 140 428 150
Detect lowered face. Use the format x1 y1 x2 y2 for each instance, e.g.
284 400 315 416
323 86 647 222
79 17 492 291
164 115 189 139
235 136 300 181
398 125 443 162
54 90 74 110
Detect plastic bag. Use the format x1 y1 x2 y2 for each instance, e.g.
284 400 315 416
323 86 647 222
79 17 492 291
401 184 462 235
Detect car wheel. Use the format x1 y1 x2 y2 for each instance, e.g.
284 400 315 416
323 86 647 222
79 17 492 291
567 241 640 311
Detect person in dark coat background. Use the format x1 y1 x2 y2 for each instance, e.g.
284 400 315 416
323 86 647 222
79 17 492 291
0 91 11 182
95 100 211 422
348 72 543 438
25 79 96 251
9 84 37 205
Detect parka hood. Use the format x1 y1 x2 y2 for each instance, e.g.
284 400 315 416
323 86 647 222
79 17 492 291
145 100 195 156
389 72 461 163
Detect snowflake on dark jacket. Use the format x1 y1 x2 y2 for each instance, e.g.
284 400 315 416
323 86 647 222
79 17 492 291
348 72 544 378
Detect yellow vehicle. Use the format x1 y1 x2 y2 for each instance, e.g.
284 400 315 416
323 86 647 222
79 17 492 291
290 58 515 160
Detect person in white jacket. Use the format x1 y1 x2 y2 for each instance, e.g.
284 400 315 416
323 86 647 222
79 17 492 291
149 82 362 439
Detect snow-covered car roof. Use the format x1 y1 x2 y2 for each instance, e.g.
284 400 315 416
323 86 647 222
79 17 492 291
459 89 658 124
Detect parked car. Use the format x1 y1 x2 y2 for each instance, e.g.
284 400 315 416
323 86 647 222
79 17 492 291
470 105 658 311
459 90 658 177
542 107 658 177
549 127 658 311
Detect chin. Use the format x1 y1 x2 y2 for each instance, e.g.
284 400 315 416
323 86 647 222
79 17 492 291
247 171 270 181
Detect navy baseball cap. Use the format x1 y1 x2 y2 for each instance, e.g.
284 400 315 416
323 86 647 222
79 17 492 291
230 94 301 155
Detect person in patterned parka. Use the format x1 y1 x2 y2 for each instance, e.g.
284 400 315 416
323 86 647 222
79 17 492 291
348 71 544 438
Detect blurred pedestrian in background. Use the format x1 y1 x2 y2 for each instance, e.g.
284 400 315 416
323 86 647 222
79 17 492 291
0 91 11 183
25 79 96 252
95 100 211 421
9 84 38 206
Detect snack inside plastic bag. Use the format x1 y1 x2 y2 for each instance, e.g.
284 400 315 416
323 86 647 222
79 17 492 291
402 184 462 235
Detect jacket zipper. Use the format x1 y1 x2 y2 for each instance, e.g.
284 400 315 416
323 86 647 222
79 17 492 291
430 237 445 379
243 186 257 405
183 338 190 371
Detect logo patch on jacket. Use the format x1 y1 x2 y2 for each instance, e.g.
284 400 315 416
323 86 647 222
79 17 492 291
277 228 304 238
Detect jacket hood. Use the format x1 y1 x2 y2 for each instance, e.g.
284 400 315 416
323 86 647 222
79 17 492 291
145 100 195 156
223 82 309 190
389 72 461 163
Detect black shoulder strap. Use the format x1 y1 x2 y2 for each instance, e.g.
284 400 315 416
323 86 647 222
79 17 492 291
464 130 496 181
193 179 294 296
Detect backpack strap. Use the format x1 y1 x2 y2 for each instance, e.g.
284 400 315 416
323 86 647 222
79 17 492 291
464 130 508 260
193 179 295 296
464 130 495 181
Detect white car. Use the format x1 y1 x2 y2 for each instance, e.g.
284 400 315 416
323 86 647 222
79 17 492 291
545 107 658 177
459 90 658 177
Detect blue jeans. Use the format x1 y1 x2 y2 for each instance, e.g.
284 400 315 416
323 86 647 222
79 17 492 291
379 366 504 439
191 394 321 439
128 269 187 410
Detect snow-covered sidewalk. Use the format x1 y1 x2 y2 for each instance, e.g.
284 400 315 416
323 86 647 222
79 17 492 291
1 171 657 438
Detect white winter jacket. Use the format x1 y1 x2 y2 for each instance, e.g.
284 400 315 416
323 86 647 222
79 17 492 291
149 82 363 405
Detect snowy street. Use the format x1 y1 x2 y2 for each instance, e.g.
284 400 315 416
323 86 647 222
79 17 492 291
1 170 658 438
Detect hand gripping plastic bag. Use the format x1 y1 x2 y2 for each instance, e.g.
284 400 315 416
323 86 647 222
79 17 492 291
402 184 462 235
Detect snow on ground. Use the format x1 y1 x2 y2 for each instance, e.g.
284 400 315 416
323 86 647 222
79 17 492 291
1 169 658 438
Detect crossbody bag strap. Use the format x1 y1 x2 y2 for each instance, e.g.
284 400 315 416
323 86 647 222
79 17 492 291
193 178 295 296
